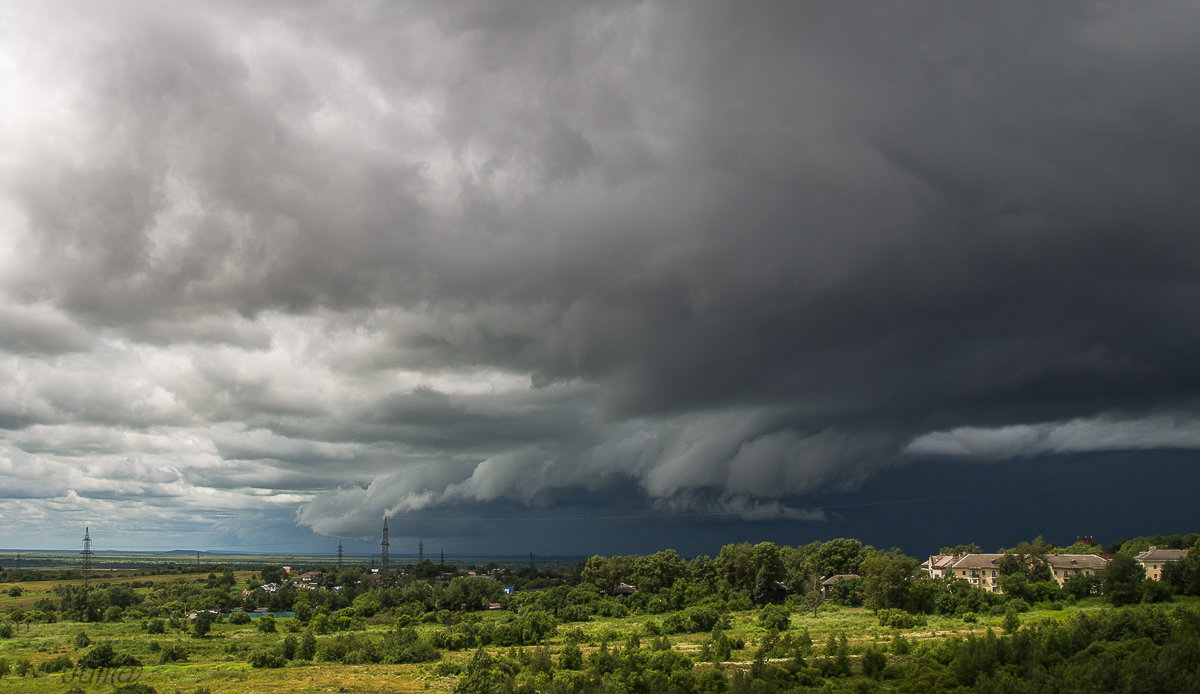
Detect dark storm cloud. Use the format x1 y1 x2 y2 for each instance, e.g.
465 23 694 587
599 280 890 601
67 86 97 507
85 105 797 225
2 0 1200 547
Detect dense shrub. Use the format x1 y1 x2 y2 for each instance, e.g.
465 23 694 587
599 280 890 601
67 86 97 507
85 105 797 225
382 627 440 663
298 630 316 660
79 643 116 669
558 604 590 622
1141 580 1173 603
663 606 726 633
228 610 252 625
877 609 927 629
158 641 189 664
38 654 74 673
862 647 887 679
249 649 286 668
757 604 790 631
112 685 158 694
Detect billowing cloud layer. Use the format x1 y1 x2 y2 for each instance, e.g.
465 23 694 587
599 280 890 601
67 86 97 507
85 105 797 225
2 0 1200 550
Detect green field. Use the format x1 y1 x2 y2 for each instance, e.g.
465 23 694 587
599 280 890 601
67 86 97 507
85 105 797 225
0 595 1114 693
2 537 1198 692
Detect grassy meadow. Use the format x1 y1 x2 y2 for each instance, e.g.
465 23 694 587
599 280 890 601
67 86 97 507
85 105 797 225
0 572 1124 694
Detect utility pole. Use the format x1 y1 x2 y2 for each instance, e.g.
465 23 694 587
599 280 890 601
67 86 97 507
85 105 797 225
529 552 535 571
81 527 93 588
440 548 444 566
15 550 20 573
337 541 344 569
381 517 390 572
196 551 200 569
418 538 424 563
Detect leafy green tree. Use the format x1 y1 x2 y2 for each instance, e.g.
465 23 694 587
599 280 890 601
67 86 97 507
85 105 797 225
715 543 757 592
74 631 90 648
260 565 284 585
455 648 513 694
806 538 872 578
80 643 116 669
940 543 982 555
997 553 1024 577
558 642 583 670
191 611 215 638
1103 553 1145 606
634 550 688 594
257 614 277 633
1028 557 1053 583
862 552 919 611
757 604 790 631
687 555 717 588
298 630 317 660
1063 572 1102 598
862 647 887 679
708 624 734 663
1141 579 1173 603
1003 609 1021 633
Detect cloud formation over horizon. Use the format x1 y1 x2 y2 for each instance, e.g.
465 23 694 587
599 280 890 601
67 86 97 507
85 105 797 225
2 0 1200 550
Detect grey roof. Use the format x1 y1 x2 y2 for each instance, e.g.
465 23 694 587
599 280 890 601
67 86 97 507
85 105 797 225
950 554 1004 570
1045 554 1108 570
1135 548 1189 562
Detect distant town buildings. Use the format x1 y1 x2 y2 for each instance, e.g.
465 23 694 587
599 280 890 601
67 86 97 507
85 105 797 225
1136 546 1190 581
924 552 1109 594
1045 554 1108 586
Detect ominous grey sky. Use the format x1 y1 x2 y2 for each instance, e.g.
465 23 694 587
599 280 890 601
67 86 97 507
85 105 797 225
2 0 1199 555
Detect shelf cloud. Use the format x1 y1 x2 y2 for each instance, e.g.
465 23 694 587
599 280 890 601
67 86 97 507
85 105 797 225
2 0 1199 552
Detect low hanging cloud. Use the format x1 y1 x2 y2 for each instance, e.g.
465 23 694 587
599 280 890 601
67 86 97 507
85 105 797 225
2 1 1200 548
905 414 1200 460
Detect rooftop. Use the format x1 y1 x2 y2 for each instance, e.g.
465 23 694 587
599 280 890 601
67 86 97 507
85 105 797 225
1045 554 1108 570
950 554 1005 570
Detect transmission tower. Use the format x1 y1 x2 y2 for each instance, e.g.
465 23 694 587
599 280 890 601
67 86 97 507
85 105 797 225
15 550 20 573
418 538 424 563
81 527 93 588
380 517 390 572
440 548 444 566
337 541 344 569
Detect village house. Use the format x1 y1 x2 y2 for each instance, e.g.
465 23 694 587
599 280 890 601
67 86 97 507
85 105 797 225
921 554 958 578
1044 554 1108 586
820 574 860 600
1136 547 1190 581
947 554 1005 593
293 571 322 590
